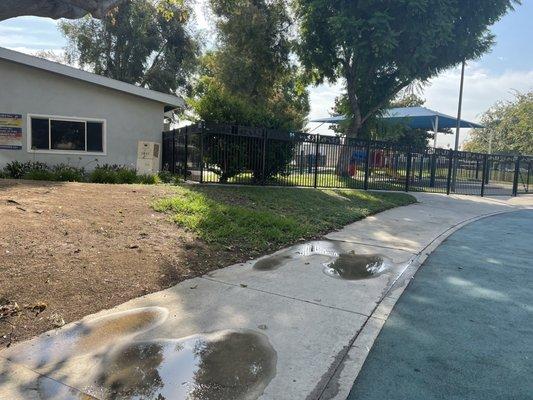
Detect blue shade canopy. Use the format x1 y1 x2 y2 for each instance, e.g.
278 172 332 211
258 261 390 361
311 106 484 130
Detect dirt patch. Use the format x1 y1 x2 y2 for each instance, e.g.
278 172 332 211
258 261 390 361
0 180 246 349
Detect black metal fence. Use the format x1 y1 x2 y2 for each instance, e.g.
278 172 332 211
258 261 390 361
162 122 532 197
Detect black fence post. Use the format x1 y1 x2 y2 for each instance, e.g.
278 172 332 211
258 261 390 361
199 123 204 184
261 129 268 185
418 154 424 182
527 161 532 193
405 147 412 192
446 150 454 195
512 156 521 196
314 135 320 188
183 127 188 181
171 130 176 174
364 140 371 191
481 153 488 197
429 153 436 188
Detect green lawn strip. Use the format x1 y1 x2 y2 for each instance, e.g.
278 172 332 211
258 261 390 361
154 185 416 253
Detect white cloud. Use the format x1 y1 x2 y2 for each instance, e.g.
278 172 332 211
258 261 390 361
306 65 533 148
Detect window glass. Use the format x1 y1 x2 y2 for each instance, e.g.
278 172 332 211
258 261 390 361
87 122 103 152
50 120 85 151
31 118 49 150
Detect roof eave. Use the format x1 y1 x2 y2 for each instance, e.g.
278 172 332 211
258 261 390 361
0 47 185 109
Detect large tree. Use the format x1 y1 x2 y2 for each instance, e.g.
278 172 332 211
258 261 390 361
191 0 309 131
464 91 533 155
189 0 309 182
60 0 199 94
295 0 519 138
0 0 126 21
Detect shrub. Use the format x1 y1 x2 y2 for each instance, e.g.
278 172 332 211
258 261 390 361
4 161 48 179
137 174 160 185
89 165 119 184
89 164 142 184
158 170 175 184
115 167 138 184
23 169 56 181
0 170 9 179
51 164 85 182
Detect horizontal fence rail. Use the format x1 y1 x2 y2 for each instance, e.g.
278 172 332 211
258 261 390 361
162 122 533 197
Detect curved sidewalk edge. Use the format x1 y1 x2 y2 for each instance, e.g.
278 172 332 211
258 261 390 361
317 194 533 400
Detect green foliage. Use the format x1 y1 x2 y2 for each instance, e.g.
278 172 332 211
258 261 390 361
296 0 519 136
23 169 56 181
89 164 136 184
464 91 533 155
154 185 416 252
331 91 433 147
60 0 199 94
4 161 48 179
51 164 86 182
2 161 180 184
158 170 180 184
189 0 310 182
137 174 161 184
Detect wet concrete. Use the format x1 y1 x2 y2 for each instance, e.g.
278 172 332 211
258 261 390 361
93 331 277 400
253 241 342 271
4 306 276 400
254 240 390 281
323 253 390 280
4 307 168 370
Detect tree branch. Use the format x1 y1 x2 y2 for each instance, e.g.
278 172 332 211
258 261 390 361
0 0 127 21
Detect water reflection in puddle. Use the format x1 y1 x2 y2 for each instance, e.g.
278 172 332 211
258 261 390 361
323 253 389 280
6 307 168 369
96 331 276 400
5 307 277 400
253 241 342 271
36 330 276 400
253 240 392 280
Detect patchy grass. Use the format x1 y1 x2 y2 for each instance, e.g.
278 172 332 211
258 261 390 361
154 185 416 252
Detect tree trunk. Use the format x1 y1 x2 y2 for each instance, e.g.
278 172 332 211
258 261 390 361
336 65 362 176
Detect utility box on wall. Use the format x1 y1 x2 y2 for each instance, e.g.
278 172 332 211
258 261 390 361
136 141 160 174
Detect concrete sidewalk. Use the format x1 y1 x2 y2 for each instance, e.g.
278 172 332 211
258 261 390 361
1 193 532 400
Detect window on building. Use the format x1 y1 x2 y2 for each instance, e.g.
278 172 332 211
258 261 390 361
29 116 105 153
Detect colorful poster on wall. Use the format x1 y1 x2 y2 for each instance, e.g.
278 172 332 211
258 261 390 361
0 113 22 150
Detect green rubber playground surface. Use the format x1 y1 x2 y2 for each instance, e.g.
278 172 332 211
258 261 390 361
348 210 533 400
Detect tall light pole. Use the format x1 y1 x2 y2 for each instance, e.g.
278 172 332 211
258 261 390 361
451 59 466 192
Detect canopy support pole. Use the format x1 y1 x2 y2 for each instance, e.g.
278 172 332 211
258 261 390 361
432 115 439 148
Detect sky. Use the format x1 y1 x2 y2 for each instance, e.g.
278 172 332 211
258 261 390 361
0 1 532 149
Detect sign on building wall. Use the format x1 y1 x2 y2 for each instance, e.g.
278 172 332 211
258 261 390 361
0 113 23 150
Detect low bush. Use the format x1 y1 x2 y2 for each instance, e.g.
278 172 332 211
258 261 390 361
89 165 119 184
51 164 85 182
1 161 180 185
4 161 49 179
115 167 138 184
23 169 56 181
137 174 160 185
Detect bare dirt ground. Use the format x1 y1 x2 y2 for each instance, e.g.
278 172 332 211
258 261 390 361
0 180 241 348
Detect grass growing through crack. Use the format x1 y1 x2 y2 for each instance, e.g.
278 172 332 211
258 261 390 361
154 185 416 252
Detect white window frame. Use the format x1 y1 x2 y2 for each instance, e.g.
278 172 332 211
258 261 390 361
27 114 107 155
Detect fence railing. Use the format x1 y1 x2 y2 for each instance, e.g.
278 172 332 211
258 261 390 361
162 122 533 197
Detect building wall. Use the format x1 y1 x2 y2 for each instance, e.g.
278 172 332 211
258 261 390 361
0 58 165 170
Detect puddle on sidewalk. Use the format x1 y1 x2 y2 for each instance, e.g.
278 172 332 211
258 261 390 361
253 240 392 280
253 240 342 271
6 307 168 369
5 306 276 400
38 330 277 400
323 253 390 280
